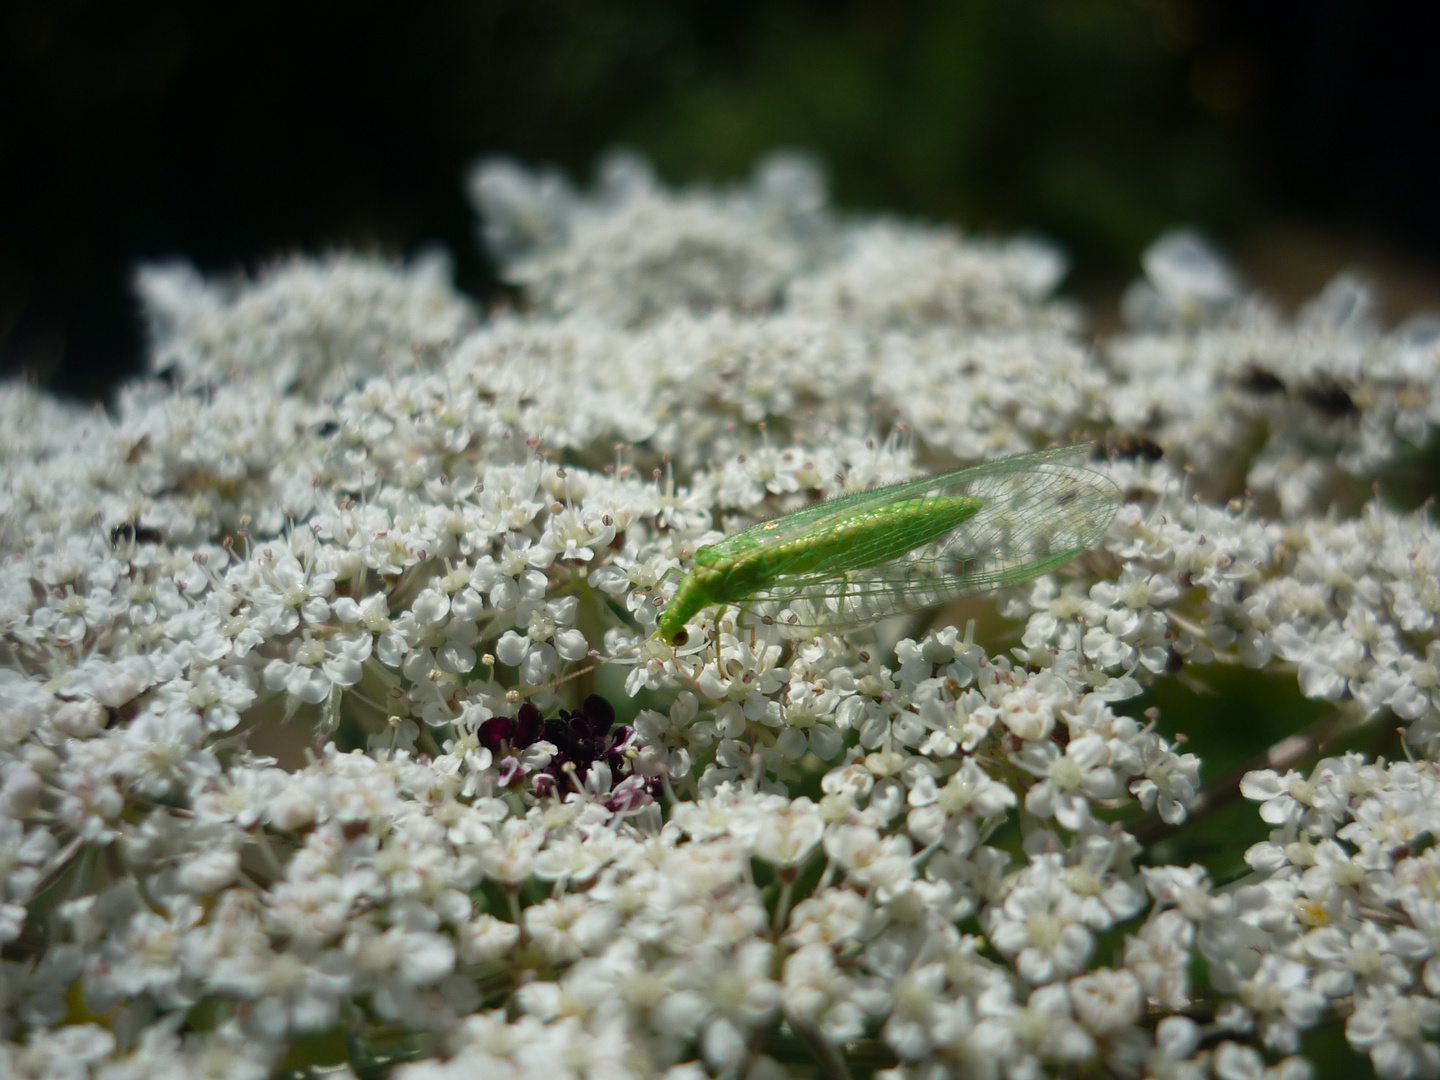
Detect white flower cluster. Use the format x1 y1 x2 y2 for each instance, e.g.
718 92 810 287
135 252 474 398
1113 230 1440 516
2 154 1439 1079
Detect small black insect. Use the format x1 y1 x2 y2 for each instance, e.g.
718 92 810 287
1301 378 1358 418
1104 433 1165 462
109 521 163 547
1237 365 1287 396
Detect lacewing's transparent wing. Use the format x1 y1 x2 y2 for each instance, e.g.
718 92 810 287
712 444 1119 630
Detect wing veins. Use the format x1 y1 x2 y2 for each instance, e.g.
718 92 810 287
725 449 1116 628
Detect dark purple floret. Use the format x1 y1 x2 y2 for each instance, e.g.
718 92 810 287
477 703 544 755
604 775 655 814
478 695 658 806
542 695 626 772
543 696 657 804
539 695 631 784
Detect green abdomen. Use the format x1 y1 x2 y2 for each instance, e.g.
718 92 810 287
656 494 980 641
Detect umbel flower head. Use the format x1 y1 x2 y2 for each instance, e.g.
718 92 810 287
2 149 1439 1079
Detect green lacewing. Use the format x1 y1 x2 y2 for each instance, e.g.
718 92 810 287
654 444 1119 645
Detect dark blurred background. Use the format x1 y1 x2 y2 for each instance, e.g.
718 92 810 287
3 0 1439 401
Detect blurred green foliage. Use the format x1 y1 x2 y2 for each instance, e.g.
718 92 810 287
622 0 1254 269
